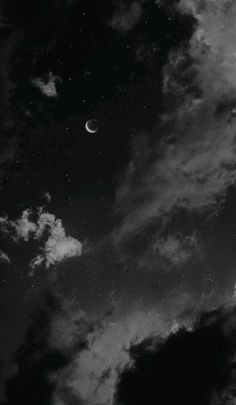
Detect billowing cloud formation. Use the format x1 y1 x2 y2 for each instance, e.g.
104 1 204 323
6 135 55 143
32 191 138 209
0 209 37 242
1 293 173 405
3 295 236 405
32 72 61 98
115 0 236 241
115 306 236 405
52 309 168 405
109 1 143 33
0 207 82 268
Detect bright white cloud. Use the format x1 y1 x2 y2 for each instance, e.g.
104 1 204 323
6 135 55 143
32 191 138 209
0 209 36 241
31 212 82 268
14 209 37 241
0 207 82 269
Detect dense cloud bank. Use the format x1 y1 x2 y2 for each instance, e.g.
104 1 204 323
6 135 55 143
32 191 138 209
115 306 236 405
3 299 236 405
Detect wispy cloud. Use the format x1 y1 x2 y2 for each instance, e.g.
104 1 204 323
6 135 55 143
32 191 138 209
115 0 236 245
43 192 52 204
0 250 11 264
32 72 61 98
152 234 198 266
0 207 82 269
0 209 37 242
109 1 143 33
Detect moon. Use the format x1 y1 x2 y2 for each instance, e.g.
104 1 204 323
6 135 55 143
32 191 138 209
85 119 99 134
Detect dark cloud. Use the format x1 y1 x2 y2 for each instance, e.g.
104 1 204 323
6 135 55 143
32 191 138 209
5 299 236 405
49 305 170 405
115 306 236 405
1 292 177 405
0 293 89 405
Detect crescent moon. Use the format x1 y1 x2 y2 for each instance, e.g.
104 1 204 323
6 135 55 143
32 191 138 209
85 120 98 134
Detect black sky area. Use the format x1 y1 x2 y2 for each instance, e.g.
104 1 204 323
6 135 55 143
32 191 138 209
0 0 195 233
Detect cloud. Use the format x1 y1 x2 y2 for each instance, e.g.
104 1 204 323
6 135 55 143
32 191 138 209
0 251 10 264
30 211 82 269
109 1 143 33
32 72 61 98
0 293 75 405
115 305 236 405
114 0 236 242
1 291 175 405
152 233 198 266
43 192 52 204
52 309 169 405
0 209 37 242
129 231 200 273
0 207 82 269
3 292 236 405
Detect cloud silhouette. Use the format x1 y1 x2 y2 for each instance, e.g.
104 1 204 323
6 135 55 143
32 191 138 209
115 306 236 405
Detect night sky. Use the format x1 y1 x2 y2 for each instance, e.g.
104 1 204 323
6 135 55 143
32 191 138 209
1 1 236 404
